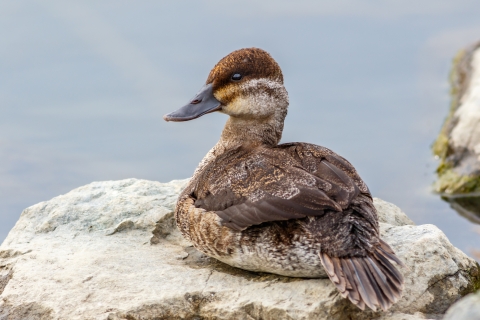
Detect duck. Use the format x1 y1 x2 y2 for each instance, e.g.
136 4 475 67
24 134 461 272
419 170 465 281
163 48 404 311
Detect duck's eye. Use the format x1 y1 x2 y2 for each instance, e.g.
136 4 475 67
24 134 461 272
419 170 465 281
231 73 243 81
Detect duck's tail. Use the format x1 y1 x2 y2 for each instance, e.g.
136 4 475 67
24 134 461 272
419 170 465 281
319 239 405 311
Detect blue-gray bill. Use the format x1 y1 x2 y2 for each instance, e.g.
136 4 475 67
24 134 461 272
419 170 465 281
163 83 222 122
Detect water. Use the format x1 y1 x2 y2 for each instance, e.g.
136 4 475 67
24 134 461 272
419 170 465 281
1 1 480 257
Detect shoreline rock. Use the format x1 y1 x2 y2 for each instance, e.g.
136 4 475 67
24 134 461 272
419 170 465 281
0 179 478 319
432 40 480 195
444 291 480 319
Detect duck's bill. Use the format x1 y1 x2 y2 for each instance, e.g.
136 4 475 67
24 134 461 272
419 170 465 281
163 83 222 122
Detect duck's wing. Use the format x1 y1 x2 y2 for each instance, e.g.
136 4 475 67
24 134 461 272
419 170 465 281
193 143 373 231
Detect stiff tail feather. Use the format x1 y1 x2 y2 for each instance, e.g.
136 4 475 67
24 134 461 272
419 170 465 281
319 239 405 311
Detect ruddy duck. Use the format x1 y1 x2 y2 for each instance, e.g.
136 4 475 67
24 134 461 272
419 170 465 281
164 48 404 311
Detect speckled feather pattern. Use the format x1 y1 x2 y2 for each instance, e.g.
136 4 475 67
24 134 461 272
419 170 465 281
178 143 376 260
171 47 405 311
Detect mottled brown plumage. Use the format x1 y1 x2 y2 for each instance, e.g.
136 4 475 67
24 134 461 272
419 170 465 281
164 48 405 312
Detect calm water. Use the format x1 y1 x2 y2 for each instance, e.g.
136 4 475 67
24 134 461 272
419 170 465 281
1 1 480 257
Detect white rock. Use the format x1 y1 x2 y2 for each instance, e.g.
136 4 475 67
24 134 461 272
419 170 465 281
374 197 415 227
444 291 480 320
433 41 480 195
0 179 478 320
450 46 480 161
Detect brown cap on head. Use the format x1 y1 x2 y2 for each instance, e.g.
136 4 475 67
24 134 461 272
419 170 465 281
206 48 283 89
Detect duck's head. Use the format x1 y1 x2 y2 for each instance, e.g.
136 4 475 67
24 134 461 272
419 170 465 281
164 48 289 123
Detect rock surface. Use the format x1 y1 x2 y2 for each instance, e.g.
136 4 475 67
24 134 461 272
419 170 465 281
433 40 480 195
0 178 479 320
443 291 480 320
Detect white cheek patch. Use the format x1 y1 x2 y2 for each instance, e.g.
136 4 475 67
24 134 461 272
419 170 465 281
228 78 288 117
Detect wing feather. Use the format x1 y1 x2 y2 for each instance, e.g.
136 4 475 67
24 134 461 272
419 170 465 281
320 249 404 312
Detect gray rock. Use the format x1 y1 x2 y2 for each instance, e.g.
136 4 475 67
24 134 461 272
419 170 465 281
444 291 480 320
0 179 478 320
375 197 415 227
433 40 480 195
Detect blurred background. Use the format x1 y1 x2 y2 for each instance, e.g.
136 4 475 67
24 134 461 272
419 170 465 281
1 1 480 257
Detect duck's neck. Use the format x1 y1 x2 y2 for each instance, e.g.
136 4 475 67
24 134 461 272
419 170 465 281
219 111 287 149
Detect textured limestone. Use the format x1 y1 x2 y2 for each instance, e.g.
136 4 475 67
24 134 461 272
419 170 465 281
0 178 478 320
